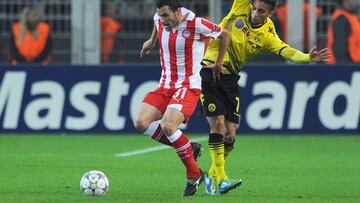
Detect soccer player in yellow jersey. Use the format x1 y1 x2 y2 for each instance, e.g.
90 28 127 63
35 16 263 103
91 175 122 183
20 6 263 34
200 0 329 195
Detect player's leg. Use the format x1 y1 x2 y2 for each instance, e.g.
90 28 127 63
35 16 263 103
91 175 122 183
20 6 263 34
134 103 162 133
217 74 242 195
133 89 171 146
160 88 204 196
161 107 201 178
206 116 227 184
214 121 242 194
222 75 240 162
224 121 237 160
200 68 227 195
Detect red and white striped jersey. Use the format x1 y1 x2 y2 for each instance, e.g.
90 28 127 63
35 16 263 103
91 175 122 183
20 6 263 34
154 7 223 90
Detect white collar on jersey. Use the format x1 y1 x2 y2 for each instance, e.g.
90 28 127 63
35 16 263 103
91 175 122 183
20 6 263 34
181 7 195 21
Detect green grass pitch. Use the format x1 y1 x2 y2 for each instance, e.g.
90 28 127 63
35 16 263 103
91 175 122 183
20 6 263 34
0 135 359 203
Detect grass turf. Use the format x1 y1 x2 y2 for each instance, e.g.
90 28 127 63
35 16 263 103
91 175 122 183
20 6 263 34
0 135 359 203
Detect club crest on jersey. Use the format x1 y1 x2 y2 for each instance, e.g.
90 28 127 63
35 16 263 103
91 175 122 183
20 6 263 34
235 19 244 29
182 29 191 38
208 103 216 112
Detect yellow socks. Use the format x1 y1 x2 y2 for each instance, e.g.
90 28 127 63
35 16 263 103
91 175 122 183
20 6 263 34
208 133 227 183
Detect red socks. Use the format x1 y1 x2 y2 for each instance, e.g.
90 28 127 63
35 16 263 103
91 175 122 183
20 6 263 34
168 130 201 179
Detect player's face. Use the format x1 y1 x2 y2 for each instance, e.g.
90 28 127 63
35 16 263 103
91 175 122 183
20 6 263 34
157 6 181 31
250 1 274 26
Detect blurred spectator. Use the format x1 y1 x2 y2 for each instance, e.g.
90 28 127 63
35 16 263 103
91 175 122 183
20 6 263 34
143 0 156 17
118 0 141 18
9 6 52 65
276 0 322 51
327 0 360 64
270 14 283 40
101 0 123 63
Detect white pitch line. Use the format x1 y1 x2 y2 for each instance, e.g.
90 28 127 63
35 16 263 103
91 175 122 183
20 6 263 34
115 137 208 157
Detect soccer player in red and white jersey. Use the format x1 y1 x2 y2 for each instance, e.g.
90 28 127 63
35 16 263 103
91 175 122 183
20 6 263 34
134 0 230 197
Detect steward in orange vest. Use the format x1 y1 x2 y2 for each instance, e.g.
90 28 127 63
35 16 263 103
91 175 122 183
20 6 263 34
101 16 123 63
9 7 52 65
101 1 123 63
327 1 360 64
276 2 322 52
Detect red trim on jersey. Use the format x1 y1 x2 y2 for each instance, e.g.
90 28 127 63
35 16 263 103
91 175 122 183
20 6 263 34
201 18 215 30
200 18 222 39
183 19 196 88
214 25 222 32
168 30 179 89
158 20 167 87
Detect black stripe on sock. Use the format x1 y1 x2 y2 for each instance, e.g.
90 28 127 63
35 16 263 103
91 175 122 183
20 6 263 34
209 133 223 143
224 139 235 148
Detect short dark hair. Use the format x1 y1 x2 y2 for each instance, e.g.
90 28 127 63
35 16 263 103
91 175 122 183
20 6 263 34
258 0 278 10
156 0 181 12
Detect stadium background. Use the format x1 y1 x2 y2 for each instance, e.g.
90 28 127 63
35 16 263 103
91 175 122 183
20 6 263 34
0 0 358 134
0 0 357 64
0 1 359 202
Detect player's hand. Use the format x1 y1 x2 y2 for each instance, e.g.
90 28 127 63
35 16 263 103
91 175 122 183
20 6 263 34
203 63 224 81
309 46 330 62
212 63 223 81
140 39 155 57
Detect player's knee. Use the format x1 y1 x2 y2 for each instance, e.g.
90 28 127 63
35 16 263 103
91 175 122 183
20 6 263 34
213 118 226 134
133 117 149 133
224 134 235 143
224 124 237 141
159 121 176 136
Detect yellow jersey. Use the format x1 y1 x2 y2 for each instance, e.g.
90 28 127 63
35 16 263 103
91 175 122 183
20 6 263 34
203 0 311 75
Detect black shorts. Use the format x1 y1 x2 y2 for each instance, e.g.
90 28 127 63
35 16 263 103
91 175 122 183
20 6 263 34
200 68 241 124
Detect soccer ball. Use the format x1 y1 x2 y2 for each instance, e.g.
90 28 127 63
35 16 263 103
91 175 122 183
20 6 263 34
80 170 109 196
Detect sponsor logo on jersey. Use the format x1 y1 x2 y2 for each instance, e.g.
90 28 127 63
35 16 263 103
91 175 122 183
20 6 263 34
247 40 261 50
242 27 251 37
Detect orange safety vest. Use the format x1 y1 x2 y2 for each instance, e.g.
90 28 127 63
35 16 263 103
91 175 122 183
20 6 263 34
276 3 321 51
327 9 360 64
11 22 50 64
101 17 123 63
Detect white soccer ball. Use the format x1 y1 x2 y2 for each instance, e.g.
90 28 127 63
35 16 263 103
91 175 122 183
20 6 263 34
80 170 109 196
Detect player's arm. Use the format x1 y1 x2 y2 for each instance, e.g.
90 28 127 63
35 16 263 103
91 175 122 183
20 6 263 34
197 17 230 81
228 0 252 16
280 46 330 63
140 24 158 57
212 29 230 81
265 24 329 63
220 0 252 26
